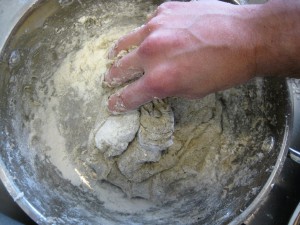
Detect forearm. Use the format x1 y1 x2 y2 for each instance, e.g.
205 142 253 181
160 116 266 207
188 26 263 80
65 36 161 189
247 0 300 77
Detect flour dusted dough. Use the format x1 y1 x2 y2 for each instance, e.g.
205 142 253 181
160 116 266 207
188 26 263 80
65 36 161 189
94 111 140 157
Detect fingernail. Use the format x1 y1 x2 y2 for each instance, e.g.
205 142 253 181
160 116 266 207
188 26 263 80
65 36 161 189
108 49 115 60
106 59 114 69
102 80 112 88
103 76 121 88
108 42 117 60
103 67 121 88
109 77 123 88
108 94 127 114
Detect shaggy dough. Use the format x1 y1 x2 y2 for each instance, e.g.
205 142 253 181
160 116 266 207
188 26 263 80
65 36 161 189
138 99 174 152
118 139 162 182
92 98 175 181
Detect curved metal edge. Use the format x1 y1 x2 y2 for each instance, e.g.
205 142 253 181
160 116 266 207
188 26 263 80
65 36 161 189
229 79 293 225
0 0 49 223
0 159 47 224
288 202 300 225
0 0 37 56
3 1 294 225
290 148 300 157
225 1 294 224
288 78 300 164
290 149 300 164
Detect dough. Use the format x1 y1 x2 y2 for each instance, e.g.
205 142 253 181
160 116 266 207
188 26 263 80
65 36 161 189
138 99 174 152
92 98 175 181
94 111 140 158
117 139 162 182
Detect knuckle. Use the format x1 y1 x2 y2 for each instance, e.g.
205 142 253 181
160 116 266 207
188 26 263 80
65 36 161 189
144 67 177 97
156 4 166 13
138 35 160 57
146 18 160 32
159 2 178 11
138 31 186 58
144 75 165 96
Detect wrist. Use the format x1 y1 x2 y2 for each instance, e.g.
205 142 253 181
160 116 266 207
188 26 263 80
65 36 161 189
243 0 300 77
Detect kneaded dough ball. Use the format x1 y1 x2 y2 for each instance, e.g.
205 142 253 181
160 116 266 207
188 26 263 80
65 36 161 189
94 111 140 157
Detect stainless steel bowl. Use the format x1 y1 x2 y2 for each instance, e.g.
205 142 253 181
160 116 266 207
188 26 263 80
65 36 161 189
0 0 297 224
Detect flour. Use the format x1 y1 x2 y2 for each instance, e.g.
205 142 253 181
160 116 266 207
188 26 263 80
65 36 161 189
52 28 130 99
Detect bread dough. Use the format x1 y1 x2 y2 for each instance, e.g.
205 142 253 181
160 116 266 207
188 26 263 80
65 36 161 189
118 139 162 182
94 111 140 158
138 99 174 152
92 98 176 182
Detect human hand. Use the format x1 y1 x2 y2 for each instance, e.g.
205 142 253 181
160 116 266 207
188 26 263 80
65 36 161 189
104 0 299 114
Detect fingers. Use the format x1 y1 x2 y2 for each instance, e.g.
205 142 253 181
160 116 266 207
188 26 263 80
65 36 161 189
106 4 180 113
108 25 149 59
108 2 171 59
105 49 144 87
107 77 154 114
107 65 177 114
